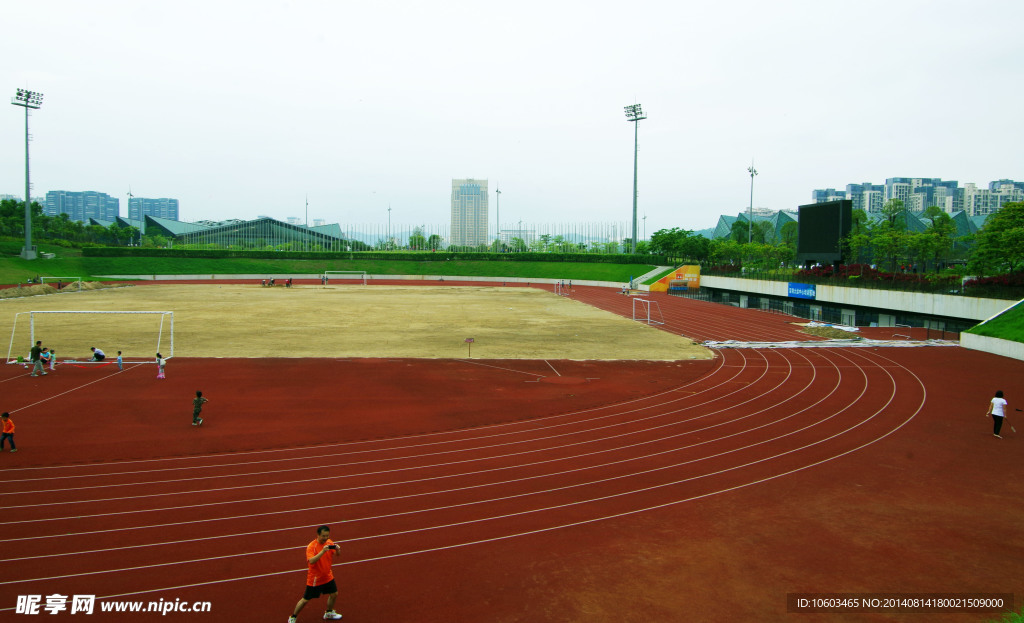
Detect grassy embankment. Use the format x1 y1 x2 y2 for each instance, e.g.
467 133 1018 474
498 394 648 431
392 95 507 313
0 242 664 285
966 299 1024 343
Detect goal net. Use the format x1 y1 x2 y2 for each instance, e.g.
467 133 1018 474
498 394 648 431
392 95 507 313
632 298 665 325
40 277 82 292
323 271 368 285
6 311 173 364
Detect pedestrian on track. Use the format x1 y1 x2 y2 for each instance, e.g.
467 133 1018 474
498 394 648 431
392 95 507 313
987 390 1008 438
1 412 17 452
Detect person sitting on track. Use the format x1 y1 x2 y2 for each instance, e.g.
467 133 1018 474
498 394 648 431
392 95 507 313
90 347 106 361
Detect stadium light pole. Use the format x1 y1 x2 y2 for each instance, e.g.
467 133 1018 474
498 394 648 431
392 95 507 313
747 159 758 244
11 88 43 260
624 104 646 254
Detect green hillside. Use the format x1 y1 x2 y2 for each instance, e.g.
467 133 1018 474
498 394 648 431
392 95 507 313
966 299 1024 343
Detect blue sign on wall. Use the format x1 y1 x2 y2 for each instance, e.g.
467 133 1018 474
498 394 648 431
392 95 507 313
788 283 816 300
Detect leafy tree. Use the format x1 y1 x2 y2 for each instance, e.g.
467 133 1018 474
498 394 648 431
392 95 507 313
427 234 443 251
780 220 798 249
408 227 426 251
920 206 956 270
729 220 750 243
969 201 1024 275
649 227 685 255
751 220 774 244
873 199 911 271
712 239 744 265
880 198 907 228
680 234 713 263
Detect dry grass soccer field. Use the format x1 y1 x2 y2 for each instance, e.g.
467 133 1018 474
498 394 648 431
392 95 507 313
0 284 712 361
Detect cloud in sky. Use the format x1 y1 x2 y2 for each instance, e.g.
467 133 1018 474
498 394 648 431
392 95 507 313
3 0 1022 236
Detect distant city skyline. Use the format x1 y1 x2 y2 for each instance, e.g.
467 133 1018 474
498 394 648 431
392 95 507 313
812 178 1023 217
13 173 1021 237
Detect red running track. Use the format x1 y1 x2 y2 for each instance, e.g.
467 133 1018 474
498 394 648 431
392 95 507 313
1 283 1021 622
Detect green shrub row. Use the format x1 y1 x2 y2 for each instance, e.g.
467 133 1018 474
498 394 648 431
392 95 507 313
82 247 668 265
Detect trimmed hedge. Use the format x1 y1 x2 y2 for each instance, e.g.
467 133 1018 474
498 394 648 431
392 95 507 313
82 247 668 265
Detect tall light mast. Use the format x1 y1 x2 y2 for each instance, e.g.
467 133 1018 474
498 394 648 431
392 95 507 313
624 103 646 253
11 88 43 260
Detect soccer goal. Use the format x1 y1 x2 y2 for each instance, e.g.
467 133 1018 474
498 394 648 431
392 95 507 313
6 311 173 364
40 277 83 292
323 271 368 285
632 298 665 325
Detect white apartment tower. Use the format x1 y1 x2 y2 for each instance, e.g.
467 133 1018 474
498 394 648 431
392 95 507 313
450 179 488 248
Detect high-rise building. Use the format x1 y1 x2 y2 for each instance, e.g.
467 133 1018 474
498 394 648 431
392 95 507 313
44 191 119 222
450 179 488 248
882 178 963 212
128 197 179 221
963 182 1024 216
810 189 847 203
822 177 1021 217
845 183 885 213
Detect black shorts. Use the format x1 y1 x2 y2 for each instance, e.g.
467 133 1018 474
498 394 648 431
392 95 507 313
94 354 105 361
303 579 337 600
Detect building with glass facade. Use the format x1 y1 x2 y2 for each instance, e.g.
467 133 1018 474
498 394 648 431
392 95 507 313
450 179 488 248
44 191 119 222
128 197 179 221
174 217 348 251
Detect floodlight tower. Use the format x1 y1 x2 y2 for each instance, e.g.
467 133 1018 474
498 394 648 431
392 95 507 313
11 88 43 260
747 159 758 244
624 103 646 254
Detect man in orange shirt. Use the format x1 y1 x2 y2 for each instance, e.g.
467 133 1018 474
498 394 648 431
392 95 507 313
288 525 342 622
1 412 16 453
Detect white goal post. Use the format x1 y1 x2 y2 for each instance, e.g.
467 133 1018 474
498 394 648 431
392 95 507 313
632 298 665 325
6 311 173 364
39 277 83 291
322 271 368 285
553 281 571 296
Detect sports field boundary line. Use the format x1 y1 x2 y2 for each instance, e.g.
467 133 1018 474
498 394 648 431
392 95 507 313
3 365 138 414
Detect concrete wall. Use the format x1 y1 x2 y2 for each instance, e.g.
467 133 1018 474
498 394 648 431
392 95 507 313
960 332 1024 362
701 275 1014 322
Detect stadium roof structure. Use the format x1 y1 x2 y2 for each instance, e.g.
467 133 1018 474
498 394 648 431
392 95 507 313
193 218 247 228
144 215 213 238
711 211 797 242
174 216 349 251
87 218 116 228
711 208 988 242
309 223 344 238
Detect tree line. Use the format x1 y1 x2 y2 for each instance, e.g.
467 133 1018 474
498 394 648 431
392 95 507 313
648 200 1024 278
5 197 1022 279
0 199 168 248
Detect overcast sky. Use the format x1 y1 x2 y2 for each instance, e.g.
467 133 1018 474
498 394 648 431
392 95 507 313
3 0 1022 236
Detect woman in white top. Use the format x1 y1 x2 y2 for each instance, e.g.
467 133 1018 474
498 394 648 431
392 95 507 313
988 390 1007 438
